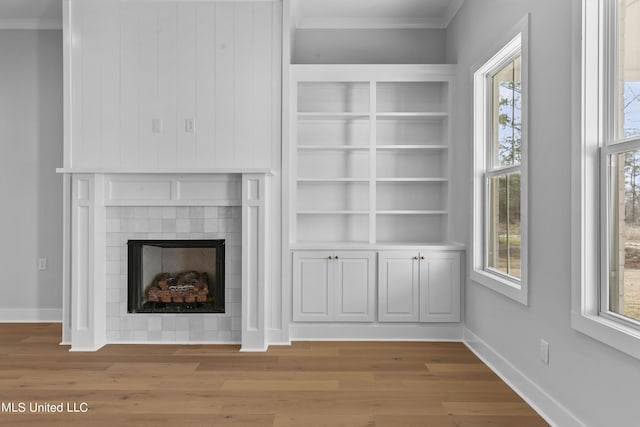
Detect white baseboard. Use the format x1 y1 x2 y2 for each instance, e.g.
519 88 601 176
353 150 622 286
0 308 62 323
463 328 585 427
291 323 463 341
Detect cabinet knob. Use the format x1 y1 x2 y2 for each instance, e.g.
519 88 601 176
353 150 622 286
328 256 333 260
335 256 339 260
420 256 425 260
413 256 419 260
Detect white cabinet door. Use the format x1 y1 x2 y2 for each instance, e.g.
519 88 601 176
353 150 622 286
378 251 419 322
292 251 333 321
419 252 461 322
334 252 375 322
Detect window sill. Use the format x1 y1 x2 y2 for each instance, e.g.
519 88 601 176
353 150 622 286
470 269 528 306
571 311 640 360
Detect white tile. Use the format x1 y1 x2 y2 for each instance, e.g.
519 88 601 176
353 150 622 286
162 207 177 219
177 207 191 218
148 317 162 331
218 316 231 331
107 331 120 341
106 207 120 219
148 331 163 341
162 219 177 232
190 207 205 218
120 207 135 218
203 317 218 330
175 330 190 341
107 261 121 275
218 331 232 342
231 316 241 331
161 316 176 331
107 247 121 261
106 288 120 303
190 219 204 233
106 317 120 331
148 207 163 219
149 218 162 232
204 219 218 232
134 207 149 218
161 331 177 341
203 330 218 341
204 207 218 219
189 316 204 331
176 219 190 233
106 218 121 233
175 317 189 331
134 219 149 232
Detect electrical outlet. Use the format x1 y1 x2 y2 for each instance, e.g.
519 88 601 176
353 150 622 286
38 258 47 271
185 118 195 133
540 339 549 365
152 118 163 133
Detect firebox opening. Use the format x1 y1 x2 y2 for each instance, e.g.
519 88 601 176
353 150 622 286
127 240 225 314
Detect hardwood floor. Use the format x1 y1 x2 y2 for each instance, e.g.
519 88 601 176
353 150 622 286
0 324 548 426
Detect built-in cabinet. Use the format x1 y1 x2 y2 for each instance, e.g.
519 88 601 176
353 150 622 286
378 251 460 322
292 250 460 324
290 65 453 245
288 65 462 330
292 251 375 322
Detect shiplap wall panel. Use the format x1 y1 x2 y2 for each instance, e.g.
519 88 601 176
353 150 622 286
176 3 197 168
157 2 178 169
101 3 121 167
195 3 216 168
138 5 159 168
253 2 273 167
69 0 279 170
80 1 101 168
234 3 254 169
214 3 235 168
119 2 140 168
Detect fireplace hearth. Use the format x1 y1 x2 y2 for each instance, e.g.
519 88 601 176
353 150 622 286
127 240 225 314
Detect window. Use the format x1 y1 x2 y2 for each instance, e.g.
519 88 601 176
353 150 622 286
574 0 640 360
472 20 528 305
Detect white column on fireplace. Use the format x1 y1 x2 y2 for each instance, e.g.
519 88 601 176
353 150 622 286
61 171 272 352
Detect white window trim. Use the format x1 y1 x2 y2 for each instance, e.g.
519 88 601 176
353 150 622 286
572 0 640 360
472 16 529 305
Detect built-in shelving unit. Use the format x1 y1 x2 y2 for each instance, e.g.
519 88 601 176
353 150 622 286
290 65 455 247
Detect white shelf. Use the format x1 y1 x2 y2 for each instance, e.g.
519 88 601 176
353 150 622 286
297 178 370 182
376 177 448 182
291 66 453 247
376 145 447 150
297 210 369 215
298 145 369 151
298 112 369 120
376 210 448 215
376 112 448 119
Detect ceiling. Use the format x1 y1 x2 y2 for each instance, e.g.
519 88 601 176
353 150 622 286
293 0 465 29
0 0 62 29
0 0 464 30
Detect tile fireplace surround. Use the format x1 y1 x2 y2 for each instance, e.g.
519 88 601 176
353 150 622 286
57 171 272 352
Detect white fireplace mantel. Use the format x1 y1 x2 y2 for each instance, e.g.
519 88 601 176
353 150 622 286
57 170 273 352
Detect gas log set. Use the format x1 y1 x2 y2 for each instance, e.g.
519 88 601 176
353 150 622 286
146 271 210 304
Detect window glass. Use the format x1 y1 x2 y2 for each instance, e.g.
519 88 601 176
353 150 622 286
610 150 640 322
488 172 521 278
618 0 640 140
492 57 522 168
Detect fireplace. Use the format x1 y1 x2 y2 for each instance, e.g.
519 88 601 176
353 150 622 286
127 239 225 314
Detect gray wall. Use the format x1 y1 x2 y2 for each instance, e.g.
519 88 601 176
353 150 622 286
0 30 63 319
447 1 640 425
293 29 446 64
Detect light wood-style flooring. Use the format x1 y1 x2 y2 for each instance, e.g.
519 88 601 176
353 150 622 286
0 324 548 426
